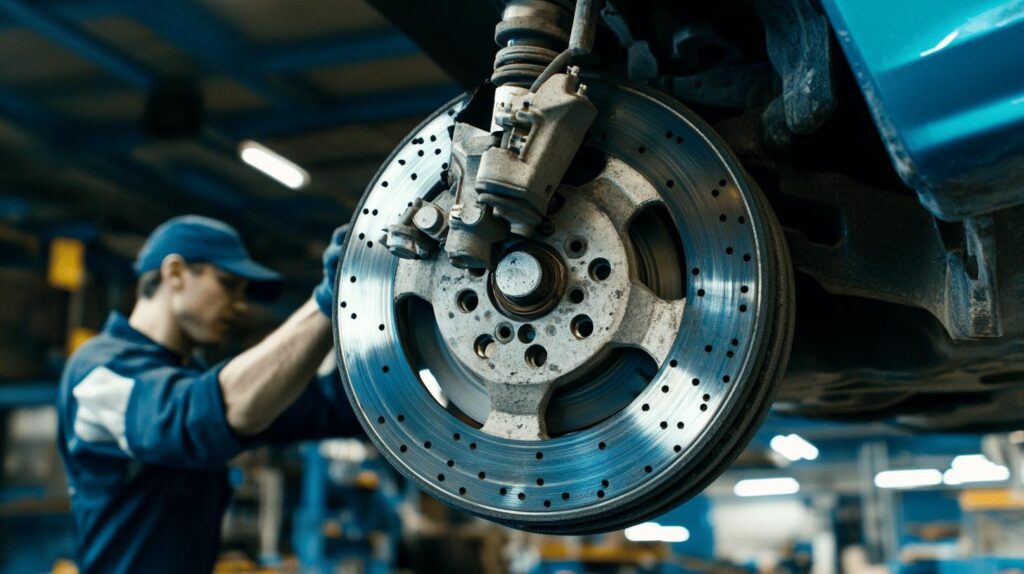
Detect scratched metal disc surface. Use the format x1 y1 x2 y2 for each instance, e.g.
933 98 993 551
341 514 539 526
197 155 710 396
333 78 793 534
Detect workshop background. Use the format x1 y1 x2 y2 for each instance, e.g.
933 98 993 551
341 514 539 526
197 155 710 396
1 1 1023 573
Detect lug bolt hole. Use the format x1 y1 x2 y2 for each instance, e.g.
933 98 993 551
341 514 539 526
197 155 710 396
568 287 585 304
589 258 612 281
525 345 548 368
474 335 497 359
564 235 588 259
571 315 594 339
457 290 479 313
495 323 514 343
517 324 536 344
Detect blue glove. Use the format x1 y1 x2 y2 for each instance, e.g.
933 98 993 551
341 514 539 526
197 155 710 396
314 225 349 317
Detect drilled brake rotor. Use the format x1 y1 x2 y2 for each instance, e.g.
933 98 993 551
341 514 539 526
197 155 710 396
333 78 794 534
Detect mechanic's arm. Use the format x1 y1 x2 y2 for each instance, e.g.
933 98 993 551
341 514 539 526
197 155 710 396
219 299 331 435
219 225 347 436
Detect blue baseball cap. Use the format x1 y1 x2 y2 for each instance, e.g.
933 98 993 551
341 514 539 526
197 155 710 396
134 215 283 300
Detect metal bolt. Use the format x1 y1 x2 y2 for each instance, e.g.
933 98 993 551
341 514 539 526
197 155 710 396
413 204 446 235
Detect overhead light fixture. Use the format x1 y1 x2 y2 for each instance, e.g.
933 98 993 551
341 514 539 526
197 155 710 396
624 522 690 543
770 434 820 462
734 477 800 497
874 469 943 489
238 139 310 190
943 454 1010 485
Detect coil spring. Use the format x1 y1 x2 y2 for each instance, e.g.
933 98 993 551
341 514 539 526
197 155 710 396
491 0 573 87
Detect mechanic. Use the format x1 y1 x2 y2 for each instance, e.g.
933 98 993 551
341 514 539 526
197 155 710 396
56 215 358 574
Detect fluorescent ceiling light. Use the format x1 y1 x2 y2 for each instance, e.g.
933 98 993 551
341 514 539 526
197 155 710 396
624 522 690 543
239 140 310 189
770 434 820 461
874 469 943 489
734 477 800 497
943 454 1009 485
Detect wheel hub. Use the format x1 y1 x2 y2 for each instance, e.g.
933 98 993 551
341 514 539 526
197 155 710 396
490 244 566 320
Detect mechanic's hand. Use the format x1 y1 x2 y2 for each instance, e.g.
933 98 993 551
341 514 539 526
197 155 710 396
313 224 349 317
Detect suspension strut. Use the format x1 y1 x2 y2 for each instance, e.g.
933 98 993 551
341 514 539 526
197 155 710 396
386 0 600 269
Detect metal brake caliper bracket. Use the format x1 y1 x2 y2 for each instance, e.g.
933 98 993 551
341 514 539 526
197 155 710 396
475 69 597 238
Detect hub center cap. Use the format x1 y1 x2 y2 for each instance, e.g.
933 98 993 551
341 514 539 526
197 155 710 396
489 243 567 319
494 251 543 300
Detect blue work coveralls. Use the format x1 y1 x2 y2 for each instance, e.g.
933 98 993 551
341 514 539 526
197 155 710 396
56 312 361 573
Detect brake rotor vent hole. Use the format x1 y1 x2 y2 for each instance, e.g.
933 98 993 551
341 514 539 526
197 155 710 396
496 323 514 343
525 345 547 368
564 235 588 258
474 335 497 359
569 288 585 304
518 324 536 343
571 315 594 339
457 290 479 313
589 258 611 281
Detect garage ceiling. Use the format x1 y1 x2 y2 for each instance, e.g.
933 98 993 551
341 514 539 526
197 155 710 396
0 0 464 276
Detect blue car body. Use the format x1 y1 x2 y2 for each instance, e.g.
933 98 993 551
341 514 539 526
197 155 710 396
819 0 1024 220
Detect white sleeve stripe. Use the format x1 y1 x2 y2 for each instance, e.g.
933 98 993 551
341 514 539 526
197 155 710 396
72 366 135 456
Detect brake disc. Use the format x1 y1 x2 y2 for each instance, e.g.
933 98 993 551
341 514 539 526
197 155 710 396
334 78 794 534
